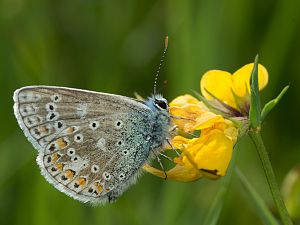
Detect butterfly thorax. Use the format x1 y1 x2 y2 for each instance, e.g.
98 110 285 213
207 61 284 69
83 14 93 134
144 95 171 153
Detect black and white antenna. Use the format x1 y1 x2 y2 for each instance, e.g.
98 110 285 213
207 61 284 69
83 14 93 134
153 36 169 95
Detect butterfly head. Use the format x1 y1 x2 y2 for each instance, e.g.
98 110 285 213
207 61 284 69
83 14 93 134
154 95 169 111
145 94 169 112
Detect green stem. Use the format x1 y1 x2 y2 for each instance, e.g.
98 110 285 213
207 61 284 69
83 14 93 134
249 129 293 225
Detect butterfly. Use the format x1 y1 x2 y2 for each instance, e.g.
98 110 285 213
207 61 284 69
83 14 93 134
13 37 172 205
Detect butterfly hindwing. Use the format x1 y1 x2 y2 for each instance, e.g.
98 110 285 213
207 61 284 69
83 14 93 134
13 86 155 204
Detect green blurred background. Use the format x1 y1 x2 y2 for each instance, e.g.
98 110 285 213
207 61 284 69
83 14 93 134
1 0 300 224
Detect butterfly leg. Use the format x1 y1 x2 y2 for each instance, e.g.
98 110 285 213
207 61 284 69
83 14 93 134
159 152 173 162
168 122 198 138
170 115 195 121
169 125 177 132
154 152 167 180
166 139 180 156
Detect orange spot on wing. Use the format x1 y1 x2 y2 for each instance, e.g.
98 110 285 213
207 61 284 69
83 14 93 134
65 170 75 179
51 153 61 163
94 182 103 193
40 126 50 134
67 127 75 134
56 163 64 171
55 138 68 149
77 178 87 187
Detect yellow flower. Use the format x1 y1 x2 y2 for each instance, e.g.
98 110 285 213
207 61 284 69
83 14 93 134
144 94 238 181
144 63 268 182
201 63 268 113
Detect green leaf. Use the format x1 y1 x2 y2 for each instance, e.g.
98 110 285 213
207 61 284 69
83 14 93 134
236 168 280 225
261 85 289 121
249 55 261 128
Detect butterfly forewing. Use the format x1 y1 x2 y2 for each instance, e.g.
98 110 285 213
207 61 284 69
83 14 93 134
13 86 155 204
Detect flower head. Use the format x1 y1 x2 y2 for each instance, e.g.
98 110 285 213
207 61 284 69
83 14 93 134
144 63 269 182
144 94 238 181
200 63 268 116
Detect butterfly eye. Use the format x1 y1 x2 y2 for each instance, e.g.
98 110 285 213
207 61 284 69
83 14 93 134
155 99 168 110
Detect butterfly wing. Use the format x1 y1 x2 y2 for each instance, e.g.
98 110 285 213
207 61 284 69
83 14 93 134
13 86 155 204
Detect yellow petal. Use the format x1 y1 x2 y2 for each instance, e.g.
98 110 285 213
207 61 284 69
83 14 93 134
191 112 224 131
166 164 203 182
200 64 269 109
169 94 200 107
224 126 239 143
200 70 236 108
182 130 234 176
170 97 221 133
171 136 190 149
170 104 205 132
143 164 203 182
208 119 239 142
232 63 269 97
143 164 167 179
